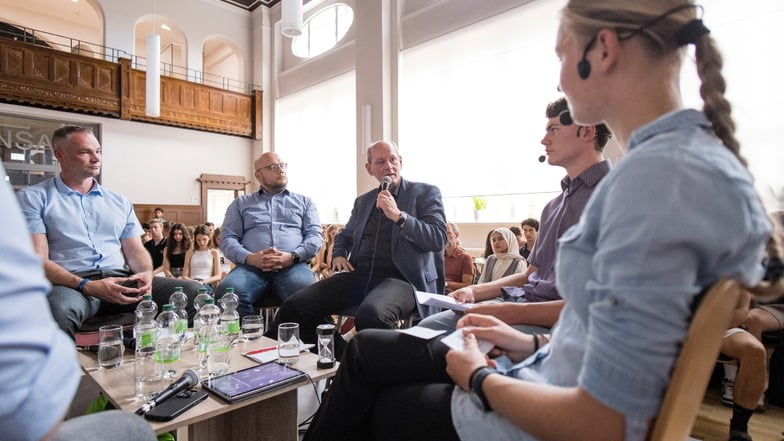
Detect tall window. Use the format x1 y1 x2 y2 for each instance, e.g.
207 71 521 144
276 71 356 224
400 0 565 223
400 0 784 222
292 3 354 59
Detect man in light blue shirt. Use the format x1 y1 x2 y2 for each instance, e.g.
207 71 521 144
16 126 200 337
0 162 155 441
216 152 323 317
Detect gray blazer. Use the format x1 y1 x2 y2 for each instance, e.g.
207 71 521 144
333 177 447 293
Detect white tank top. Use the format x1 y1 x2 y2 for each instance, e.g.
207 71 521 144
189 249 215 280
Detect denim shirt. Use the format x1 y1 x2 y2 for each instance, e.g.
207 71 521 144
1 164 81 440
220 187 323 264
451 109 770 441
17 176 142 272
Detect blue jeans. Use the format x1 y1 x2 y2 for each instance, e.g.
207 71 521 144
214 262 317 318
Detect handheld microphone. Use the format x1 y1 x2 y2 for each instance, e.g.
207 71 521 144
538 155 546 163
381 176 392 191
135 369 199 415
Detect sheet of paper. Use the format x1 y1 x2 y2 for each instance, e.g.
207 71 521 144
396 326 446 340
415 291 469 312
242 343 316 364
440 328 494 354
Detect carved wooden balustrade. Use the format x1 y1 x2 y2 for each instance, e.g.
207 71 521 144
0 38 262 139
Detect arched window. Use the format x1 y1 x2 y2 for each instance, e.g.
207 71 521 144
291 3 353 59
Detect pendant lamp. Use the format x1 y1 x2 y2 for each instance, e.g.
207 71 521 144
281 0 303 38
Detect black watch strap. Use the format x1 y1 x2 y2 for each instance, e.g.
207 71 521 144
470 366 498 412
291 253 300 264
396 211 407 226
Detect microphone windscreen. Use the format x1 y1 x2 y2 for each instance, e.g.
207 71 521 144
538 155 546 163
183 369 199 387
381 176 392 190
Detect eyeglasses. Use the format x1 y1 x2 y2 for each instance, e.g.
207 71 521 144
256 163 288 173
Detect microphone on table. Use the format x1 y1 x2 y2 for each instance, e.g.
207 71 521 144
134 369 199 415
381 176 392 191
538 155 546 163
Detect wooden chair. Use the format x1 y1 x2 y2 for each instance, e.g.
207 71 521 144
647 279 742 441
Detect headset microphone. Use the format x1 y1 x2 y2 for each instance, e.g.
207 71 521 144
578 35 598 80
538 155 546 163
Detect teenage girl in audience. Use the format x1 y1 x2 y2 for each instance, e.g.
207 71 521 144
162 222 192 278
183 225 221 292
212 227 233 278
302 2 778 440
477 228 526 284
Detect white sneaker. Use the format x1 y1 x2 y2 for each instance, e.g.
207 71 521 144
721 378 735 406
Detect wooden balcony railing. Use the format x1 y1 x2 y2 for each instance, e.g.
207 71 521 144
0 38 262 139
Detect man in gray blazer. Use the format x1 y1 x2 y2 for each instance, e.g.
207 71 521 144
270 140 447 355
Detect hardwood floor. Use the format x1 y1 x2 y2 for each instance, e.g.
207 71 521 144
692 385 784 441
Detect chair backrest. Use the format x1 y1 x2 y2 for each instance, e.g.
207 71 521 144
647 279 742 441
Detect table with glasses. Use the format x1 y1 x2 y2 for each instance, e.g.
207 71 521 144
76 336 338 441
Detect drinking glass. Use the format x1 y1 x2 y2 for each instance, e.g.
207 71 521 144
277 322 300 366
241 315 264 341
98 324 125 369
207 334 232 377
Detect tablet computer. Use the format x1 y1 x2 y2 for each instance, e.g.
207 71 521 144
202 362 309 403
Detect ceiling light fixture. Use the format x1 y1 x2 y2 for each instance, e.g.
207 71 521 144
281 0 303 38
146 0 160 117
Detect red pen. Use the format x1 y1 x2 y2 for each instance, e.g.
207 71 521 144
245 347 276 355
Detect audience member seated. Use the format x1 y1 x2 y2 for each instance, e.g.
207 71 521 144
212 227 234 278
519 217 540 260
444 222 475 293
476 228 526 284
140 222 152 243
419 97 611 334
143 218 167 276
162 222 192 278
313 224 340 279
719 289 775 441
183 225 222 293
482 229 494 259
152 206 167 225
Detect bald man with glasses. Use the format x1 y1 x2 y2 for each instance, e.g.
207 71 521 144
215 152 323 318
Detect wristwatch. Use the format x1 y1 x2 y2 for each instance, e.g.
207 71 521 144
291 253 300 264
469 366 498 412
396 211 408 227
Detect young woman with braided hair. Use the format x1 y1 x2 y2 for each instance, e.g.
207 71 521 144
301 2 778 440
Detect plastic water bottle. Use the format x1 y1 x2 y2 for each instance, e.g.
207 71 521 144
169 286 189 344
197 297 221 370
192 287 212 342
156 304 181 378
134 294 161 400
134 294 158 346
219 287 240 346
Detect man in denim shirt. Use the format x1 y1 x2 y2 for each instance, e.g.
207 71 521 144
216 152 323 317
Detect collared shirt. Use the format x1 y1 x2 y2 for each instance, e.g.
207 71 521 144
144 236 167 268
17 176 142 273
220 187 322 265
353 182 404 279
444 246 474 283
0 164 80 441
524 160 611 302
451 109 770 441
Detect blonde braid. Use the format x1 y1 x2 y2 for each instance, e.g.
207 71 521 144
693 36 745 166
